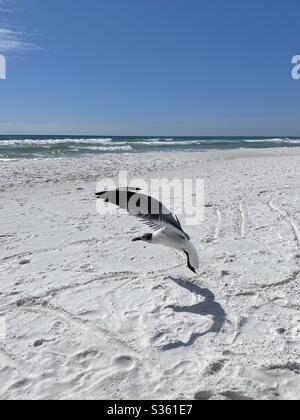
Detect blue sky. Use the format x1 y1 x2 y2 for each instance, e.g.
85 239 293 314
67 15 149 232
0 0 300 136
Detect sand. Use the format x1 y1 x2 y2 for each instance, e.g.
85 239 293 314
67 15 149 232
0 147 299 400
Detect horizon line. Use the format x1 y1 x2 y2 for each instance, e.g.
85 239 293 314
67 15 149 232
1 133 300 138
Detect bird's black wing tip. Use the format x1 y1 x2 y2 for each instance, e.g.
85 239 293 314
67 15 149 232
95 187 141 198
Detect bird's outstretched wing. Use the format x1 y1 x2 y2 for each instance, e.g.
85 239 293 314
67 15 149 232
96 189 190 240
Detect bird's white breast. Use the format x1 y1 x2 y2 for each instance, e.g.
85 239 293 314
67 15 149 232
152 230 186 249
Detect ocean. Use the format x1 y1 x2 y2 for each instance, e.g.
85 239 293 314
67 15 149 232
0 135 300 160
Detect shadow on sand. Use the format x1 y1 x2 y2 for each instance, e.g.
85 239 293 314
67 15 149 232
161 277 226 351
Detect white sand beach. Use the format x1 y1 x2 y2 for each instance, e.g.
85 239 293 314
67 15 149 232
0 148 300 400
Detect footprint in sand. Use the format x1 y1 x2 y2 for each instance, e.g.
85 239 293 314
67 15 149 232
163 361 195 378
19 259 31 266
194 390 214 400
33 340 45 348
113 355 135 371
69 349 100 368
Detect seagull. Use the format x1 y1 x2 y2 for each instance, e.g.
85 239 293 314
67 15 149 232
95 187 199 274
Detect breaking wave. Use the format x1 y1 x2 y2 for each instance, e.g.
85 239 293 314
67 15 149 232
0 136 299 160
0 138 113 146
